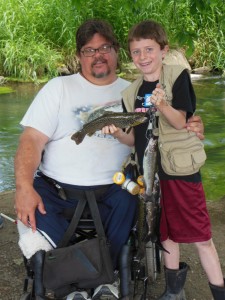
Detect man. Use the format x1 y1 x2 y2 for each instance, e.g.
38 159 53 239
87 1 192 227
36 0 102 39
14 19 204 300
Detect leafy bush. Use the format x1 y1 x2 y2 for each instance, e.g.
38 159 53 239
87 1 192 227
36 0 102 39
0 0 224 80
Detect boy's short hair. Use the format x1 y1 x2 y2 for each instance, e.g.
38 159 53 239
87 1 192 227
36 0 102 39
128 20 168 51
76 19 120 54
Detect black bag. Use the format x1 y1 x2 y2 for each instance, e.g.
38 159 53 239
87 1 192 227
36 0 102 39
43 190 114 297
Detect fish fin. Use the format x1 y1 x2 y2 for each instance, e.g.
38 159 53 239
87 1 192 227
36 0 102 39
144 194 155 202
102 111 113 115
144 235 170 254
126 126 132 134
87 132 96 137
155 240 170 254
98 111 114 118
130 117 148 127
71 131 85 145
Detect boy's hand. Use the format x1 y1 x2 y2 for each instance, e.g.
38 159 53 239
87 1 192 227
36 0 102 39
150 83 167 109
101 125 124 138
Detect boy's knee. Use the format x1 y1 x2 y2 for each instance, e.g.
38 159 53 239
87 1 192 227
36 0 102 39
194 239 212 250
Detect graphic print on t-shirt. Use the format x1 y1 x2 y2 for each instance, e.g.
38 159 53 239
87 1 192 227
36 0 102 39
134 93 153 113
73 101 122 141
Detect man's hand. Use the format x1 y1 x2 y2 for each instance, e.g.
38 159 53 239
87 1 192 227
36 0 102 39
185 115 205 140
14 185 46 232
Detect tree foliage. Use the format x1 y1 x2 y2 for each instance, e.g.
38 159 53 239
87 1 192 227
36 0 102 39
0 0 224 81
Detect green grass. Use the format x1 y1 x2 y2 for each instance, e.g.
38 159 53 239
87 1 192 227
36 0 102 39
0 86 15 94
200 144 225 201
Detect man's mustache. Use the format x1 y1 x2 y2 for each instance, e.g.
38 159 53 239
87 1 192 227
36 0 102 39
92 58 107 66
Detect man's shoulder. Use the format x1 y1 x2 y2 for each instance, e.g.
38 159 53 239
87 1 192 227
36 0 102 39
117 77 131 88
44 73 79 88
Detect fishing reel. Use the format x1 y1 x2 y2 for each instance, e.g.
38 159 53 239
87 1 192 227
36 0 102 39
113 172 145 195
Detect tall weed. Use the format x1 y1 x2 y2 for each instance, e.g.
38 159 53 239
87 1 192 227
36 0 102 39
0 0 224 80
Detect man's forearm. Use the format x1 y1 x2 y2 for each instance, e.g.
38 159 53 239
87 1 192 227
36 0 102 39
15 141 41 188
14 128 48 188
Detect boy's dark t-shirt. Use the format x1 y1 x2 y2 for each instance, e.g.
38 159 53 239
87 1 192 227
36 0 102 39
123 70 201 182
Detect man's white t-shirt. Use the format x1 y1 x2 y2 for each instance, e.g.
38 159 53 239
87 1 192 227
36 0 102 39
21 73 131 185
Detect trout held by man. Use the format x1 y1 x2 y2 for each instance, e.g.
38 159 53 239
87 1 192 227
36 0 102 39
71 111 148 145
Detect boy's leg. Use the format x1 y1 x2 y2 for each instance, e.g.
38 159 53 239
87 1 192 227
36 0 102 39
196 239 225 299
162 239 180 269
159 179 225 298
157 240 188 299
195 239 224 287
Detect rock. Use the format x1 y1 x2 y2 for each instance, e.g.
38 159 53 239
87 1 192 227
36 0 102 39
13 258 24 266
163 49 192 70
57 65 71 76
192 66 211 75
0 76 6 85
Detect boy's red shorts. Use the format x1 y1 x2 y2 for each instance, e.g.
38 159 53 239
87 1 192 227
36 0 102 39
160 179 212 243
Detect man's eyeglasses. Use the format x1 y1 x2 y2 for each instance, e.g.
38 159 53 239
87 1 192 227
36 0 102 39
81 45 112 57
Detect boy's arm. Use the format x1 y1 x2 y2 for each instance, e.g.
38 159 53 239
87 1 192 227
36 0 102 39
150 84 186 130
151 87 204 139
101 125 135 146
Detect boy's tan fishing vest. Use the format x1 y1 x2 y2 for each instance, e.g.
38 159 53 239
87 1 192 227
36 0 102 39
122 64 206 176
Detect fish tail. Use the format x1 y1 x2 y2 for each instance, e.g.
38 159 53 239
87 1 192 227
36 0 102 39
71 131 85 145
156 240 170 254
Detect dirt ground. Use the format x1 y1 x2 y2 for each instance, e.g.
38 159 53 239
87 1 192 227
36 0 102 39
0 191 225 300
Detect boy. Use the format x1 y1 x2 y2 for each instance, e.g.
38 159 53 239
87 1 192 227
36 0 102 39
103 20 225 299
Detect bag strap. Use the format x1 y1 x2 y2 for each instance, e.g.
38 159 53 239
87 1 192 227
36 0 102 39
57 190 106 248
85 190 106 239
57 196 87 248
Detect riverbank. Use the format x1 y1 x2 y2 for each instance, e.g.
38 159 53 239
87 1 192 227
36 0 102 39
0 191 225 299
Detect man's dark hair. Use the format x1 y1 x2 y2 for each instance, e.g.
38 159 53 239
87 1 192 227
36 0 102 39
76 19 120 54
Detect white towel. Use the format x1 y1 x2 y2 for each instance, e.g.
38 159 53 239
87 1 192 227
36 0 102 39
17 220 53 259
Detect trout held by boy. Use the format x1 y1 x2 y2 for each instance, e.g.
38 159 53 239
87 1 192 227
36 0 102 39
143 136 158 198
71 111 148 145
143 136 160 240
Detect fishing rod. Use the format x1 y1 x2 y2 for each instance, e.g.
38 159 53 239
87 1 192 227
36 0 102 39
0 212 17 224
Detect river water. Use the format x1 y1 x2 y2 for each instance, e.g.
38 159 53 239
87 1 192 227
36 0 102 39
0 82 43 192
0 76 225 199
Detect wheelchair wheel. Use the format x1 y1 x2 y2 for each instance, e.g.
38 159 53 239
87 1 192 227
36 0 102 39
145 241 161 282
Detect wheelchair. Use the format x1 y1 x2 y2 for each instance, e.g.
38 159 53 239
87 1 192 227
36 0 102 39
19 186 161 300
